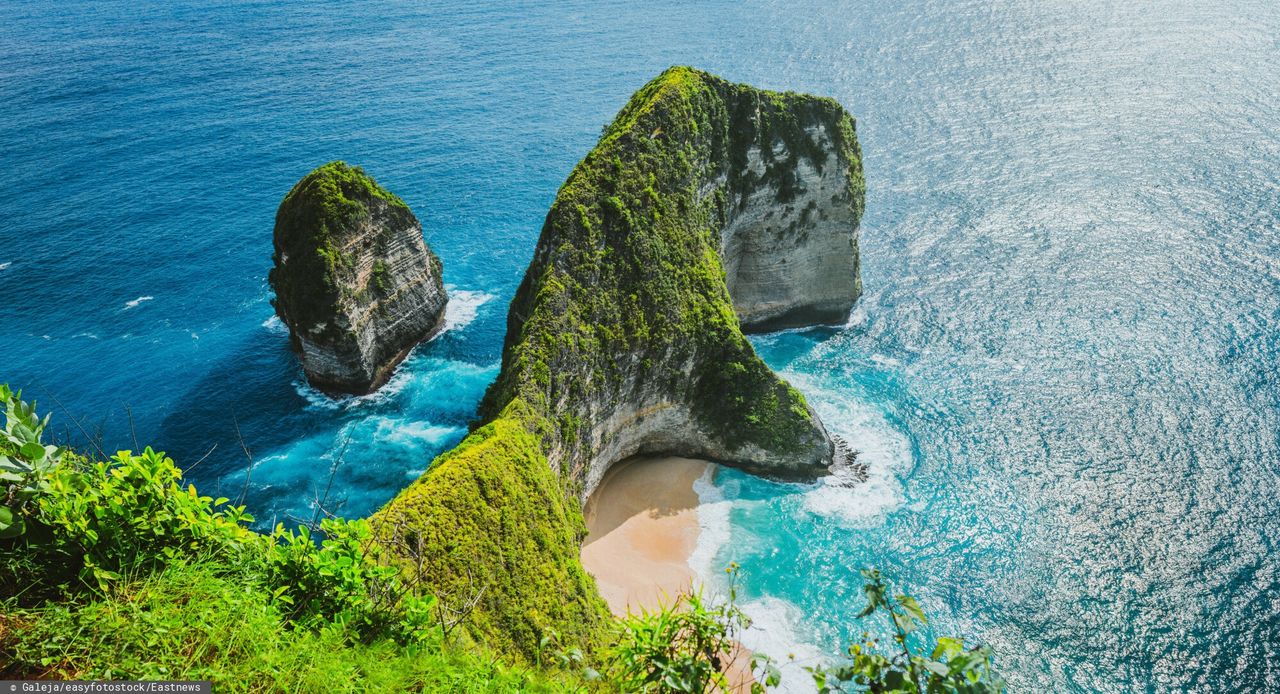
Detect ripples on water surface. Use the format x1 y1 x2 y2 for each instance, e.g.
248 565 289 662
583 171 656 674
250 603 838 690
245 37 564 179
4 1 1279 691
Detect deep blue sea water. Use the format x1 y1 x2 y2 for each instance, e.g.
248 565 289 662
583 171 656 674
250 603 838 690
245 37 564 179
5 1 1280 691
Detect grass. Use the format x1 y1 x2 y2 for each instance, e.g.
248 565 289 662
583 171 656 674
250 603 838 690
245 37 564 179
1 560 584 692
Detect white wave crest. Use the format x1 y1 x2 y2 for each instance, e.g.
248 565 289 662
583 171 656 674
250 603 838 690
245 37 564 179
123 295 154 309
442 288 496 332
262 314 287 334
785 371 912 525
292 379 344 411
738 597 831 693
689 466 733 580
0 262 11 271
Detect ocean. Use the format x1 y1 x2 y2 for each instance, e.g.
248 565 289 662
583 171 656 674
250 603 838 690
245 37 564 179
4 1 1279 690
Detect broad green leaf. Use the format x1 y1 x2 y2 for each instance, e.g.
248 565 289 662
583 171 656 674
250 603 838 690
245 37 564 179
19 441 45 462
932 636 964 660
0 506 24 538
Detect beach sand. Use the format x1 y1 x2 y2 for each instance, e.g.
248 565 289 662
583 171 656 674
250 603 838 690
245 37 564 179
581 455 708 615
582 456 755 691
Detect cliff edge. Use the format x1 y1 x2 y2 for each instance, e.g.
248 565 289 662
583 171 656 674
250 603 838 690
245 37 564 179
269 162 448 395
374 67 864 656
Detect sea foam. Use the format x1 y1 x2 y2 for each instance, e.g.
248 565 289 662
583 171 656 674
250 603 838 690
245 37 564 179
261 314 287 334
783 370 911 526
738 597 831 694
686 362 913 690
442 287 495 332
689 465 732 580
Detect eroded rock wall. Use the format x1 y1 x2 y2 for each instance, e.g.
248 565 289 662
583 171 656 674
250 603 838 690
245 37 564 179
270 162 447 395
721 121 863 331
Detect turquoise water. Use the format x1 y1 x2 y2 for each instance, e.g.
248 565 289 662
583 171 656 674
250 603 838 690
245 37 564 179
5 1 1280 690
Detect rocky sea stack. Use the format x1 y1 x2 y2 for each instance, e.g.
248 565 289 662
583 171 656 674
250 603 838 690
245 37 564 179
374 67 864 656
269 162 447 395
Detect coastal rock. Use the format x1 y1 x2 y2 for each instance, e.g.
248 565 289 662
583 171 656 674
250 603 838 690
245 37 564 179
269 162 447 395
484 66 865 498
375 67 864 656
720 98 864 331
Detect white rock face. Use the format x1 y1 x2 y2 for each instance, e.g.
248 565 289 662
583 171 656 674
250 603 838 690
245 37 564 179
721 123 862 331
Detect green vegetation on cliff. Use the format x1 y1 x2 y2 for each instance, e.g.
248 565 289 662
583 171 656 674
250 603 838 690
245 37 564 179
373 403 611 658
269 161 425 337
481 65 861 459
375 66 865 661
0 387 586 691
271 162 396 319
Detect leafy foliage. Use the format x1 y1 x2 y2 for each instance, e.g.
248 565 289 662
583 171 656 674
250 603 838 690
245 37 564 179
807 570 1004 694
0 385 64 539
37 447 256 591
607 564 776 694
0 386 591 690
263 517 437 642
1 561 577 692
0 386 1005 692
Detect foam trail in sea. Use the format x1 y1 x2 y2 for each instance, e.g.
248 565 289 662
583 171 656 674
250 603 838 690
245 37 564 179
779 370 911 525
690 467 827 693
123 295 154 309
688 357 912 692
442 287 495 332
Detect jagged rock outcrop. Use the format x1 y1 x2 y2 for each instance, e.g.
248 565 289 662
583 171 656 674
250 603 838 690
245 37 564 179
374 67 864 657
269 162 447 395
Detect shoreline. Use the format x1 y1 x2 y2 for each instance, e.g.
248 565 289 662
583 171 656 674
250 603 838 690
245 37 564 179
581 456 756 691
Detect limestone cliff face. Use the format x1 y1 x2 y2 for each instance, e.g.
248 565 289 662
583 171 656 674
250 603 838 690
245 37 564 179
375 68 863 658
480 66 864 499
269 162 447 395
720 102 863 331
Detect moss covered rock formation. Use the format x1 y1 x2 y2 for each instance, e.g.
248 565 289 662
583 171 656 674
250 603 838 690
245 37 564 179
269 162 447 395
374 67 864 657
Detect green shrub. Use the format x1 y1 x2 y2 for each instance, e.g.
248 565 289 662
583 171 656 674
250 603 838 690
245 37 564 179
607 565 774 694
0 385 64 540
807 570 1004 694
263 517 438 643
36 447 257 591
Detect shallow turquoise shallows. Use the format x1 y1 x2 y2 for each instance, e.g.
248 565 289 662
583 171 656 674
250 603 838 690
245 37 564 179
5 1 1279 691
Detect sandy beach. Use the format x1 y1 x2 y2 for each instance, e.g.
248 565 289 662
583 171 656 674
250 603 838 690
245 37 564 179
582 456 756 691
581 455 709 615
